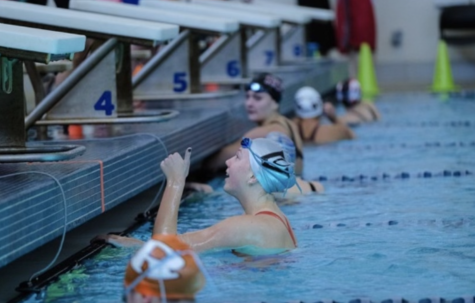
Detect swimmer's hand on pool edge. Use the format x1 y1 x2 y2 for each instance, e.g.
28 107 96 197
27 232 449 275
92 234 144 248
323 102 337 123
185 182 214 193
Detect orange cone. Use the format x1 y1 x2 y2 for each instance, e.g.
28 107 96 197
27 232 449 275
204 83 219 92
68 125 83 139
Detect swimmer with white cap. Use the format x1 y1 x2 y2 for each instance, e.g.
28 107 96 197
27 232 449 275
336 78 381 125
123 234 205 303
204 73 305 176
103 142 297 255
293 86 355 144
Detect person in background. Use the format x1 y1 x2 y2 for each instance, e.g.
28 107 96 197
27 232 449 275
293 86 355 145
204 73 304 176
336 78 381 125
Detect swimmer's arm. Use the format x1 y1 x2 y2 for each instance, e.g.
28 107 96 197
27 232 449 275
243 124 288 138
179 215 264 252
339 113 360 125
345 125 356 139
203 125 287 172
321 103 355 140
153 149 192 235
314 124 355 144
99 235 145 248
323 102 345 125
367 103 382 120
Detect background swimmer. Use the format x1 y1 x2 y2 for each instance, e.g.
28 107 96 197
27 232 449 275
102 138 298 255
336 79 381 125
204 73 304 175
293 86 355 144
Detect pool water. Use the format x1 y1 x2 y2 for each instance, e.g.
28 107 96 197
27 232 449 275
24 93 475 303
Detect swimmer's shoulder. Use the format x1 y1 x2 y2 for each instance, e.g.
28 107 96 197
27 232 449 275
244 124 287 139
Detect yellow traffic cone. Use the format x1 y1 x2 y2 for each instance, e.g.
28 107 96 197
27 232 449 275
432 40 457 93
357 43 379 100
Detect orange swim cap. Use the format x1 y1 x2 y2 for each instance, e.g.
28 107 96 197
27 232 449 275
124 234 205 300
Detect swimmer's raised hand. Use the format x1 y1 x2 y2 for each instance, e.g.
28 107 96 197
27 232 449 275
323 102 337 122
160 148 192 183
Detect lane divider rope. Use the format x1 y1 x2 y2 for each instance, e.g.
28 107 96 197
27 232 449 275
316 170 472 182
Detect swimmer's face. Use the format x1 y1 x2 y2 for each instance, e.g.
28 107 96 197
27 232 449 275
224 148 252 194
245 90 278 122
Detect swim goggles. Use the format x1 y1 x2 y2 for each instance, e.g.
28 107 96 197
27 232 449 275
245 82 267 93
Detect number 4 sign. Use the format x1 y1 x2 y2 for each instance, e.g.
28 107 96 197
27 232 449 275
94 91 115 116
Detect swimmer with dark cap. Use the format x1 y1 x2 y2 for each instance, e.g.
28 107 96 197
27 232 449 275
336 79 381 125
204 73 305 176
293 86 355 144
103 139 298 255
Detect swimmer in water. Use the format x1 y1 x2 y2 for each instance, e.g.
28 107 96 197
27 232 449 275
204 73 305 176
187 132 323 195
102 138 298 255
336 78 381 125
123 234 205 303
293 86 355 144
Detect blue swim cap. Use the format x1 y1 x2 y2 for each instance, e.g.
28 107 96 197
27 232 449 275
265 132 296 164
241 137 296 194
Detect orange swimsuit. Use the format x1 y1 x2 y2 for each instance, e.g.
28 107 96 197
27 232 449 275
255 211 297 247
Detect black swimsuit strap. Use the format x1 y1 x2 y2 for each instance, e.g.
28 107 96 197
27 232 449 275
309 122 319 141
298 123 307 141
298 120 319 142
308 181 317 192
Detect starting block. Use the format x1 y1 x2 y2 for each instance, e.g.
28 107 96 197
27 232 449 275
190 0 331 63
0 23 86 162
139 0 282 80
69 0 243 98
0 0 179 126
